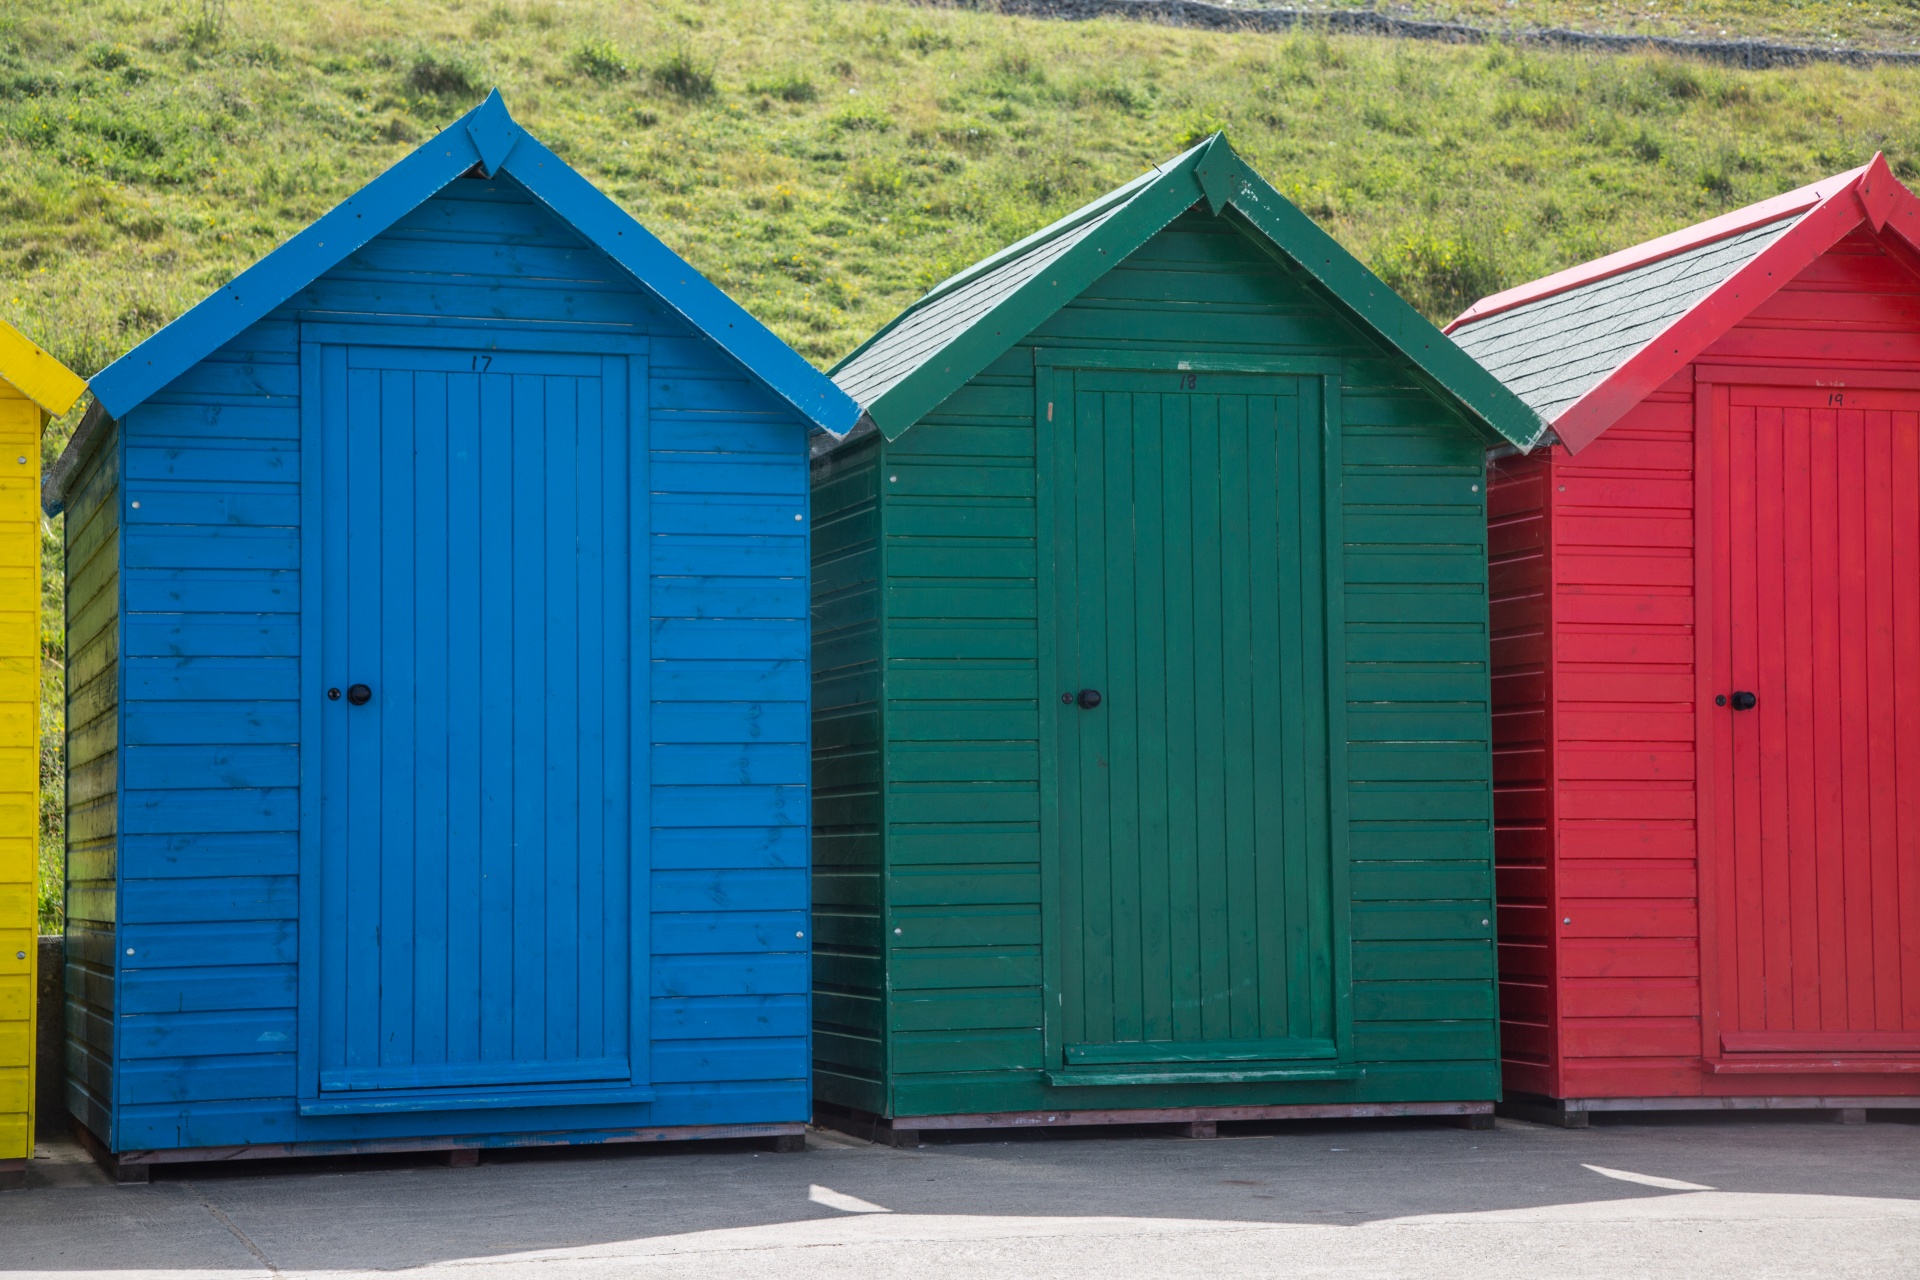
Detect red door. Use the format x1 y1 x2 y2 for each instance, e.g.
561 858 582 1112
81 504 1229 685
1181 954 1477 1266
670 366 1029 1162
1714 386 1920 1060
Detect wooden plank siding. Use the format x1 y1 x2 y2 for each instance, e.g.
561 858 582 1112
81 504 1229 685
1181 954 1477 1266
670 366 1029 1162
82 175 813 1152
0 385 40 1163
1487 448 1556 1097
1497 227 1920 1101
1545 379 1703 1099
810 434 886 1114
824 212 1501 1118
63 408 120 1142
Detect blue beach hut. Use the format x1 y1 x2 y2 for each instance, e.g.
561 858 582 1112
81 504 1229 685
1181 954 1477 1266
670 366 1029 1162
44 92 856 1177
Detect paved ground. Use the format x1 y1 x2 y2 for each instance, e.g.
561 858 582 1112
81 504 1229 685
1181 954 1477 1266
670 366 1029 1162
5 1114 1919 1278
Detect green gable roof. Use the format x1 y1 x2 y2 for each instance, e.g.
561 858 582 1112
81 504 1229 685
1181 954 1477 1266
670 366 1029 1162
830 135 1547 452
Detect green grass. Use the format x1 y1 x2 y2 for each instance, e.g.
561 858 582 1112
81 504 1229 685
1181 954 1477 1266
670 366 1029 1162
1312 0 1920 50
10 0 1920 928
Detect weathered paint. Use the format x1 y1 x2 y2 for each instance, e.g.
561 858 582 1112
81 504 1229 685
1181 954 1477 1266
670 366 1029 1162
815 144 1533 1122
50 101 836 1157
1467 168 1920 1105
0 322 84 1185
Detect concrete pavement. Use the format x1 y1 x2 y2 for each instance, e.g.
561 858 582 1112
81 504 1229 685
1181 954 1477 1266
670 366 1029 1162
4 1114 1918 1278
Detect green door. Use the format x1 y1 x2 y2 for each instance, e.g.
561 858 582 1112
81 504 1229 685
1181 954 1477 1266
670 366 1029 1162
1042 365 1345 1086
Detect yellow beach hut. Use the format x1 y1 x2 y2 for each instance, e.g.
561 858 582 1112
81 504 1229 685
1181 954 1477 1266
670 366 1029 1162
0 321 83 1190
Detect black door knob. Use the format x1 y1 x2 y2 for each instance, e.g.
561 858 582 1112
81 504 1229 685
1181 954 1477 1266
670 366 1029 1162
1729 690 1757 711
346 684 373 706
1077 688 1102 709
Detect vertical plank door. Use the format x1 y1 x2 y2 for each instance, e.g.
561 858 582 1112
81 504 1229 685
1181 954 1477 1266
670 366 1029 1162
1047 368 1340 1081
1717 387 1920 1057
306 341 649 1107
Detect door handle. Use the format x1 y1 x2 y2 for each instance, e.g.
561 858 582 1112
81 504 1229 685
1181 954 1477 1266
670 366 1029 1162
1077 688 1102 710
1726 691 1756 711
346 684 373 706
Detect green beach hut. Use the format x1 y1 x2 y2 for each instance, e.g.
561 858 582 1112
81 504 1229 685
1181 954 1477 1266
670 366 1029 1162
810 136 1546 1142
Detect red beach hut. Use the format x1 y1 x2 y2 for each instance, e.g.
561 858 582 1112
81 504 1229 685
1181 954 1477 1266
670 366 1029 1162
1448 157 1920 1124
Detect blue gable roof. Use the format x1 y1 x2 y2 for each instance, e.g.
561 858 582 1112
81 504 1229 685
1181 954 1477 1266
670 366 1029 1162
85 90 857 435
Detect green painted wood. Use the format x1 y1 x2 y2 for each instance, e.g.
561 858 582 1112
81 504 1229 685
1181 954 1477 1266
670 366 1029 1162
1045 366 1339 1084
812 208 1500 1121
830 134 1544 451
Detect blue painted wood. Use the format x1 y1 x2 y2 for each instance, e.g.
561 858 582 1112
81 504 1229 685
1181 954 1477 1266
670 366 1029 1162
76 164 814 1155
312 339 647 1100
80 91 856 438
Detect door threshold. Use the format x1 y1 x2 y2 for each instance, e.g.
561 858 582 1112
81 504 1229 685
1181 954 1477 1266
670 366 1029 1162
301 1086 656 1116
1044 1066 1364 1087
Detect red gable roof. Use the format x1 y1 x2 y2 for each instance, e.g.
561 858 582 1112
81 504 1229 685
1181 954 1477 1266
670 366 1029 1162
1447 154 1920 452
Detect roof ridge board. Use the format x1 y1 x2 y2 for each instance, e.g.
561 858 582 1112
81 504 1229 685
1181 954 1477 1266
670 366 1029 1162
1449 163 1873 332
1211 150 1547 451
501 131 858 434
828 139 1211 378
0 319 86 417
1547 188 1872 452
916 138 1211 305
82 90 857 437
88 98 498 419
857 171 1209 438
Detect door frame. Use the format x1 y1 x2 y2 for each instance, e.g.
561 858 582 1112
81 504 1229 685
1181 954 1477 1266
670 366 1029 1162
295 322 653 1116
1694 363 1915 1071
1031 349 1355 1087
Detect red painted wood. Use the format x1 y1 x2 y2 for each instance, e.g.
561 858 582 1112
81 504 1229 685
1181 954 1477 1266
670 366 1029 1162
1492 211 1920 1104
1488 449 1559 1091
1718 396 1920 1051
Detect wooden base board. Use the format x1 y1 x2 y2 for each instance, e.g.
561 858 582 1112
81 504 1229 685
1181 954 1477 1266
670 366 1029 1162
815 1100 1494 1146
1500 1093 1916 1129
0 1157 25 1191
71 1117 806 1177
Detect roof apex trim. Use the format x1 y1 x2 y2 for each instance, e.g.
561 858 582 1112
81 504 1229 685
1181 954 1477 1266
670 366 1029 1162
83 89 856 437
1447 159 1876 332
0 320 86 417
836 135 1546 452
1451 155 1920 454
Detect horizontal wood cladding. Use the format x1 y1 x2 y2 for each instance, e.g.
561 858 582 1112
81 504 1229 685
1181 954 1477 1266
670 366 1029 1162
854 214 1499 1118
63 412 121 1141
95 177 812 1151
1488 448 1555 1091
0 392 38 1159
1544 389 1705 1085
811 434 886 1116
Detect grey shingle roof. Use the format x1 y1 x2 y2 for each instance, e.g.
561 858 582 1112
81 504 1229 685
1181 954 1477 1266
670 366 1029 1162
831 142 1207 411
1451 213 1805 423
832 201 1127 408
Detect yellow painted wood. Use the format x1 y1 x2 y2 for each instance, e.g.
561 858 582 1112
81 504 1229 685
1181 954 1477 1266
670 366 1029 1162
0 321 85 418
0 369 53 1164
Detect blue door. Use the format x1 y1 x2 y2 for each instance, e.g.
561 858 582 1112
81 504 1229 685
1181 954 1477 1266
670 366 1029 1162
300 336 651 1113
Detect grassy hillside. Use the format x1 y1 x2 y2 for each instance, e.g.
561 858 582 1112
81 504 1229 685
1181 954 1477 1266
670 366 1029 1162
1315 0 1920 49
11 0 1920 927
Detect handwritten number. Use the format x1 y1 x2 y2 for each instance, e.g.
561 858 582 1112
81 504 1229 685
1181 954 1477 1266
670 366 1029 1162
1827 392 1844 406
1178 372 1198 390
473 355 493 373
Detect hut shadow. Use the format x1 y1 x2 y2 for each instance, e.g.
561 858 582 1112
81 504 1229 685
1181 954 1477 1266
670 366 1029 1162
8 1114 1920 1273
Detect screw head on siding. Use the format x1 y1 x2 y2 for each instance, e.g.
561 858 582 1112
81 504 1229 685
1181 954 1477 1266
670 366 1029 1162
13 951 22 960
1481 919 1489 926
795 931 805 939
794 513 803 521
14 457 23 465
893 927 903 936
126 948 135 955
1471 484 1479 492
131 501 140 509
1563 917 1572 925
